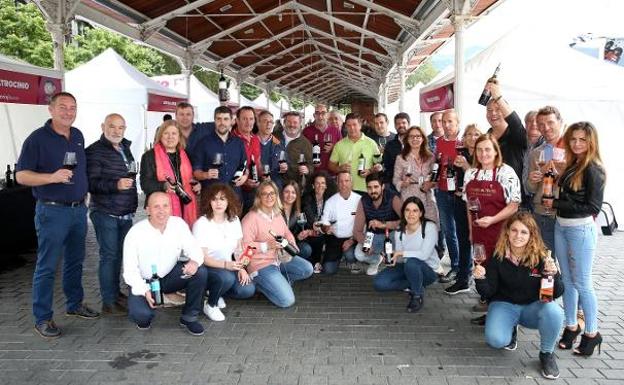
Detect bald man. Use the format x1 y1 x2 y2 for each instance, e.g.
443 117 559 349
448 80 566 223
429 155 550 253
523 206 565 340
86 113 138 315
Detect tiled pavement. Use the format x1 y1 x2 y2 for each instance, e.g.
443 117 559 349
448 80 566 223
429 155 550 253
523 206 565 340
0 213 623 385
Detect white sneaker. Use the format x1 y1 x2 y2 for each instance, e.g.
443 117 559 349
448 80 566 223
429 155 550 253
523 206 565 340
366 256 383 276
203 301 225 321
217 297 226 309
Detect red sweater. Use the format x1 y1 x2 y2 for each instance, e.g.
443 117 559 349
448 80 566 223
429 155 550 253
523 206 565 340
435 137 458 191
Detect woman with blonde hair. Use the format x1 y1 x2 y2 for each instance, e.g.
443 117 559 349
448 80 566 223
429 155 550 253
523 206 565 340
474 212 564 379
543 121 605 356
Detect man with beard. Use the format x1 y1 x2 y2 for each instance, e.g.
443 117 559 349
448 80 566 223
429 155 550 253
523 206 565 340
280 112 314 187
302 103 341 173
382 112 410 190
353 173 401 275
192 106 248 200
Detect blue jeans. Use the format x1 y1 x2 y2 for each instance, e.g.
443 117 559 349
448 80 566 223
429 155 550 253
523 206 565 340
373 258 437 296
323 236 356 275
535 213 556 253
296 240 312 261
252 256 313 308
205 267 256 306
555 221 599 333
354 233 387 265
32 202 87 325
434 191 471 281
90 210 133 305
485 300 564 353
128 263 208 325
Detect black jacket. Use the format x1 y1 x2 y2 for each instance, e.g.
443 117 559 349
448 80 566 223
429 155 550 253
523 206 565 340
553 161 605 219
85 135 138 216
475 255 564 305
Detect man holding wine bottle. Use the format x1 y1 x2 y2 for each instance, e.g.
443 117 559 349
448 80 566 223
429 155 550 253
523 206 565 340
302 104 341 173
122 192 208 335
16 92 100 339
279 112 314 187
525 106 566 251
353 173 402 275
232 107 263 213
86 113 138 315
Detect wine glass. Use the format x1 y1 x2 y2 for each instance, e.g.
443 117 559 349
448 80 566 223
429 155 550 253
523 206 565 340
473 243 487 266
178 252 191 279
262 164 271 178
378 137 387 153
404 163 413 183
537 150 546 168
468 196 481 220
296 212 307 231
212 153 224 168
126 161 138 178
62 152 77 184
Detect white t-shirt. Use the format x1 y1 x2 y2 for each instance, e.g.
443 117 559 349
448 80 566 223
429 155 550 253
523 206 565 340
321 191 361 238
192 216 243 261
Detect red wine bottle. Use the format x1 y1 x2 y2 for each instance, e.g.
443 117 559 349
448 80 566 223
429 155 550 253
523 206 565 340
478 63 501 106
149 264 163 306
268 230 298 256
312 135 321 165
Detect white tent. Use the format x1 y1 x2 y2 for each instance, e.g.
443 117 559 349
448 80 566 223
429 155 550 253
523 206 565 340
152 74 220 122
385 82 423 133
65 48 186 162
253 92 282 118
421 25 624 216
0 54 63 168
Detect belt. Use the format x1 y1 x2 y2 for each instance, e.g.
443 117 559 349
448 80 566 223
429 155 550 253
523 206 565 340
108 213 134 221
40 199 85 207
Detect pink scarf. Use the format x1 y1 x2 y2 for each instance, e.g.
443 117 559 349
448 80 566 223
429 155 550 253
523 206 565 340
154 142 197 227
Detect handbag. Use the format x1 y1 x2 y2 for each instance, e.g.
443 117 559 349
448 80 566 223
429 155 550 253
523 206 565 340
597 201 618 235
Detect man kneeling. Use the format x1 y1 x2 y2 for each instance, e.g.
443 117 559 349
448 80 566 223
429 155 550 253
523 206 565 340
123 192 208 335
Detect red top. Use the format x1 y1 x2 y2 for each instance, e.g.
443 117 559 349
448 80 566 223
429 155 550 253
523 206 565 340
302 124 342 173
435 137 458 191
232 129 262 189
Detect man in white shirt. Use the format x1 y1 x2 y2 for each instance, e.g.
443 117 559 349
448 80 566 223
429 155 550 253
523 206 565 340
123 192 208 335
321 171 361 275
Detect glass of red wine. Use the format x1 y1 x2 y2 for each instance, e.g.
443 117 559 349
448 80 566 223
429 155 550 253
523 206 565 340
473 243 486 266
126 161 138 178
468 196 481 220
212 153 223 168
63 151 77 184
178 252 192 279
262 164 271 178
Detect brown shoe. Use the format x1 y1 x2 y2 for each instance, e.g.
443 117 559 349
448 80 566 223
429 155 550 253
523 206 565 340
102 302 127 316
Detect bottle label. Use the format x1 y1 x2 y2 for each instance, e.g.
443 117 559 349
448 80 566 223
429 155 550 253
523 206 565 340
539 276 554 302
447 176 456 191
384 242 393 255
363 232 374 250
542 176 554 197
150 279 161 292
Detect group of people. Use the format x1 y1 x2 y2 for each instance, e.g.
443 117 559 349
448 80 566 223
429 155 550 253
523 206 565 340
15 83 606 380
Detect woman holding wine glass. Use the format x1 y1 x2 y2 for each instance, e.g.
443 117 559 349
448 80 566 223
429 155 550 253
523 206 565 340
302 171 336 273
392 126 439 225
192 183 255 321
280 181 313 261
241 181 313 308
140 120 201 227
453 124 482 195
542 122 605 356
474 212 564 380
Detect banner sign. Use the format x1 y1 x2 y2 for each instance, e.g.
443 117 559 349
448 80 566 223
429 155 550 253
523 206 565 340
0 69 62 105
147 93 186 112
419 83 454 112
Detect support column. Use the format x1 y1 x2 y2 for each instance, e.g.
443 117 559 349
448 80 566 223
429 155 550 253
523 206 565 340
450 0 471 120
398 49 408 113
182 49 199 101
47 22 66 75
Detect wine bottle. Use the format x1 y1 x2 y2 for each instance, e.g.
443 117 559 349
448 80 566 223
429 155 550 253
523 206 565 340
539 250 554 303
250 155 259 182
297 153 306 166
362 226 374 253
218 70 228 102
357 153 366 176
312 134 321 165
165 176 192 205
5 164 13 188
12 163 18 187
430 153 440 182
149 264 164 306
383 227 393 265
268 230 298 256
231 159 247 184
446 160 456 192
478 63 501 106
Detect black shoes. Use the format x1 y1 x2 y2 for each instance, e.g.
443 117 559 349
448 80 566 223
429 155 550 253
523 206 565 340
471 314 486 326
573 332 602 356
34 320 61 339
444 281 470 295
407 293 424 313
539 352 560 380
66 304 100 319
102 302 127 316
180 318 205 336
558 324 582 349
438 269 458 283
504 325 518 351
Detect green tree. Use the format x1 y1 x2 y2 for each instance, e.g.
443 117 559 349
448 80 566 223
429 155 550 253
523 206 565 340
240 83 261 101
406 61 439 89
0 0 54 67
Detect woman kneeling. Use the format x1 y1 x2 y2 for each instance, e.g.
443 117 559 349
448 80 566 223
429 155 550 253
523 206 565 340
474 212 564 380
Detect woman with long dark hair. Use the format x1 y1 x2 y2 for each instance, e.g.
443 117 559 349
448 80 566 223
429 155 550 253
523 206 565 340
372 197 439 313
543 121 606 356
281 181 312 260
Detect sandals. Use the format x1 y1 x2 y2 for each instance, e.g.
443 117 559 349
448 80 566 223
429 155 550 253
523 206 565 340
573 332 603 356
558 325 582 350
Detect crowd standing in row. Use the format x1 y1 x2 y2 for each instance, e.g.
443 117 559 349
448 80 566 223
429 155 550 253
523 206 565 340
15 84 606 379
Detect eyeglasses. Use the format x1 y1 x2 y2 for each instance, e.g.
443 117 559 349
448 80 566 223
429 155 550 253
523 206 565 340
260 191 276 198
408 135 423 140
315 111 327 115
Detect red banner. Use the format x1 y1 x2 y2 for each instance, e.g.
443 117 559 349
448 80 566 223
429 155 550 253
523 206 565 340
0 69 62 105
147 93 187 112
419 84 454 112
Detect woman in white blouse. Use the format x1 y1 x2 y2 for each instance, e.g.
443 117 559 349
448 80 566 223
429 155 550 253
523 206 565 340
373 196 439 313
192 183 255 321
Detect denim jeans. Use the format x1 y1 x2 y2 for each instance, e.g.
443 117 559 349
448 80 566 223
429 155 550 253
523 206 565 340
253 256 313 308
323 235 356 275
128 263 208 325
32 202 87 325
434 191 471 282
205 267 256 306
534 213 556 253
296 240 312 261
90 210 133 306
373 258 437 296
555 221 599 333
304 236 325 265
354 233 387 265
485 300 564 353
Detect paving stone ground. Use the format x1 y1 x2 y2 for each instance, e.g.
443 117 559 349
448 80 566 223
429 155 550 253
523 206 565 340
1 205 623 385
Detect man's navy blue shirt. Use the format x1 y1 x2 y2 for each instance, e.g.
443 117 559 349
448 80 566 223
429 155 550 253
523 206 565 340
186 121 215 161
16 119 88 202
192 130 246 190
